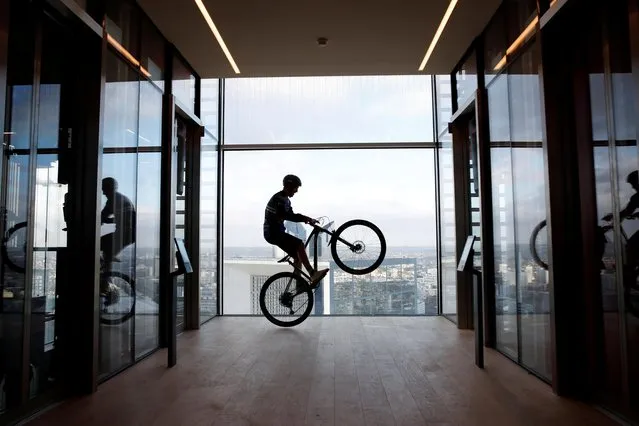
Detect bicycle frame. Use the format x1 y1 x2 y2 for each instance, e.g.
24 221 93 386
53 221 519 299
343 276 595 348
280 220 358 280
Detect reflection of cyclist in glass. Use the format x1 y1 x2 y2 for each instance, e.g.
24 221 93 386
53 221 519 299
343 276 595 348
100 177 136 294
603 171 639 256
264 174 328 287
602 171 639 303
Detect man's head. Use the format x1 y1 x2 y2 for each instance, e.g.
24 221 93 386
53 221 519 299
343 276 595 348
102 177 118 198
628 170 639 191
282 174 301 197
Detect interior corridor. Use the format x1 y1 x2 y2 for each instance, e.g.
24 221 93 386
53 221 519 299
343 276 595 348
26 317 617 426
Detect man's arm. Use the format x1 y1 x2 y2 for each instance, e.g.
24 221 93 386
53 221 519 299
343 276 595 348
604 193 639 221
278 197 316 224
101 199 114 224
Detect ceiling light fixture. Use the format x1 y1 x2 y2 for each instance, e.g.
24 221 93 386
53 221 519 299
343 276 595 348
194 0 240 74
418 0 459 71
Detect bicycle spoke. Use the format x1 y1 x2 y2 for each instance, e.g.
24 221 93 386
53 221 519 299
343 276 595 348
260 272 314 327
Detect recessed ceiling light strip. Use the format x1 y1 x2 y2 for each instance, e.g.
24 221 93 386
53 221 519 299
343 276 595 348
418 0 459 71
195 0 241 74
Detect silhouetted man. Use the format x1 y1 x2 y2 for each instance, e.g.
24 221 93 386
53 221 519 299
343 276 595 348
100 177 136 270
263 174 328 290
603 171 639 306
603 171 639 255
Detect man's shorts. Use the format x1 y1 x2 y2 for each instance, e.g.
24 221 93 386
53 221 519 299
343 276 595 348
265 232 303 258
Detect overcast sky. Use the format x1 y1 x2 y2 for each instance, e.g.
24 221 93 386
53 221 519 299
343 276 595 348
11 71 639 253
221 75 437 248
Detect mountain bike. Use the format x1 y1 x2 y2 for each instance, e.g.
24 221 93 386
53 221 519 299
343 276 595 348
530 215 639 316
1 221 136 325
259 217 386 327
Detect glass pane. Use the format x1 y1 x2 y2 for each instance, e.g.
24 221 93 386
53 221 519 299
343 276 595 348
606 0 639 410
134 81 162 358
508 41 551 380
200 138 218 322
1 7 34 413
172 56 196 113
435 75 453 136
102 50 139 149
223 149 437 315
506 0 538 45
456 50 478 108
488 74 518 359
99 51 139 378
590 66 627 412
105 0 140 60
28 15 69 401
224 76 434 144
468 120 482 270
201 79 219 132
438 131 457 320
484 3 507 86
140 16 164 90
1 148 30 414
173 118 189 329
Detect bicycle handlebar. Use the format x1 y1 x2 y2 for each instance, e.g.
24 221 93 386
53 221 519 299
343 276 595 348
602 213 639 222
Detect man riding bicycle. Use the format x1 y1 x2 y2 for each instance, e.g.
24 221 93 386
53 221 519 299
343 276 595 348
263 174 328 288
603 171 639 306
603 171 639 259
100 177 136 302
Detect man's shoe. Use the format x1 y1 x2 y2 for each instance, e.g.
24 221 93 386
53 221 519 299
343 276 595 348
310 268 329 288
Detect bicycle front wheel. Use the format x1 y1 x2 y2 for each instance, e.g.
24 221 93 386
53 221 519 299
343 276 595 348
330 219 386 275
99 271 136 326
260 272 314 327
2 221 27 273
529 219 548 270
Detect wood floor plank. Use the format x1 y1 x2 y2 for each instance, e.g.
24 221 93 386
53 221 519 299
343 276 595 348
26 317 620 426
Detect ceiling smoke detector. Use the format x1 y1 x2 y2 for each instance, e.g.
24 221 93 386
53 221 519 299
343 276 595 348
317 37 328 47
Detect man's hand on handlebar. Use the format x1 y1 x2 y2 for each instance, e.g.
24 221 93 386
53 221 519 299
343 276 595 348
602 212 639 222
305 216 319 225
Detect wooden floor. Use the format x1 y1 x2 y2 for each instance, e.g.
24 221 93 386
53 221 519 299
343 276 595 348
27 317 619 426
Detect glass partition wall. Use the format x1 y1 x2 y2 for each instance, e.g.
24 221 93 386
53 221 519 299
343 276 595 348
434 75 457 323
448 0 552 381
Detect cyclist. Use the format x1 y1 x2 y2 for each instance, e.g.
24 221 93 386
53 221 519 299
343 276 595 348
264 174 329 288
100 177 136 300
602 171 639 304
603 171 639 257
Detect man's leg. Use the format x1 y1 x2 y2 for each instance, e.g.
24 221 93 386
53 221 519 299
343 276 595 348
277 234 328 289
289 237 328 286
100 234 114 294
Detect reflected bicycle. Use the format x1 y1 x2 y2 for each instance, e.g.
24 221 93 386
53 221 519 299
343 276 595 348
259 217 386 327
1 220 136 325
530 215 639 316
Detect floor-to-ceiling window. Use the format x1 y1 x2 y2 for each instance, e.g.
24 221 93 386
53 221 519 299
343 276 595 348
434 75 457 321
221 76 438 316
199 78 220 323
485 0 551 380
99 12 163 377
588 0 639 417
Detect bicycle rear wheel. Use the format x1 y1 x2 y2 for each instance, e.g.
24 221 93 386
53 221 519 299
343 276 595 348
260 272 314 327
529 219 548 270
99 271 136 325
330 219 386 275
2 221 27 273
